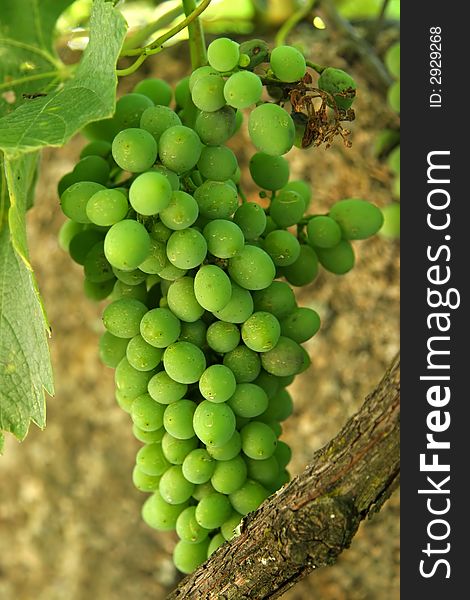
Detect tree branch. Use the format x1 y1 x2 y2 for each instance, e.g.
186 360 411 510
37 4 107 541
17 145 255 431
168 353 400 599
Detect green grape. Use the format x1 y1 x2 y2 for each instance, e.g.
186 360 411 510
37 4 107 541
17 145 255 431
249 152 290 191
315 239 355 274
229 479 268 515
318 67 356 110
272 469 290 491
385 43 400 79
207 533 225 557
387 80 400 113
221 511 243 541
153 165 180 192
61 181 104 223
138 239 167 275
114 93 154 129
104 220 151 271
163 341 207 384
203 219 244 258
176 506 210 544
163 399 197 440
224 71 263 109
228 383 269 418
264 229 301 267
159 465 195 504
194 265 232 312
194 181 238 220
270 189 304 227
245 456 279 488
259 388 293 422
115 357 155 401
282 244 319 286
239 39 269 68
133 424 165 444
159 125 202 173
233 202 266 241
166 228 207 269
206 321 240 353
174 539 210 573
211 454 247 494
270 45 306 82
206 430 241 461
133 78 172 105
80 140 112 159
99 331 129 368
228 245 275 290
195 106 237 145
140 307 181 348
115 389 134 413
199 364 237 403
83 242 114 283
379 202 400 239
102 298 147 338
58 172 79 196
193 482 216 501
82 117 117 143
207 37 240 72
241 421 277 460
198 146 237 181
179 320 207 347
83 278 115 301
175 77 191 108
299 346 311 373
157 258 187 281
241 311 281 352
86 188 128 226
142 490 188 531
263 215 277 236
223 345 261 383
58 219 84 252
274 440 292 468
159 191 199 230
166 277 204 323
132 465 161 493
192 74 226 112
329 198 384 240
73 155 110 185
282 180 312 211
127 334 163 371
136 443 170 476
129 171 172 216
213 283 253 324
307 216 342 248
189 66 218 91
252 282 295 322
248 103 295 156
162 433 199 465
266 420 282 437
131 393 165 431
193 400 236 447
254 370 281 400
260 336 304 377
182 448 215 484
112 267 147 285
280 307 321 343
112 128 158 173
195 492 232 529
388 146 400 175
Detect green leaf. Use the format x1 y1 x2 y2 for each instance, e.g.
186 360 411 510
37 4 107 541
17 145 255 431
0 0 127 156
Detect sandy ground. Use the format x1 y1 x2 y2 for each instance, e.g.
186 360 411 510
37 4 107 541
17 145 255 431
0 33 399 600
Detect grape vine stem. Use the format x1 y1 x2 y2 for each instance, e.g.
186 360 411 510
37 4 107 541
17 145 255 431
168 354 400 599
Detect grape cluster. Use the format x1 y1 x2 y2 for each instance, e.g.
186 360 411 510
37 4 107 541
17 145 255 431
57 37 383 574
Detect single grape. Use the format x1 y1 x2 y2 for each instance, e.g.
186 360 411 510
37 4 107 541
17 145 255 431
211 454 247 494
115 357 155 402
61 181 105 223
207 37 240 72
379 202 400 239
142 490 188 531
241 421 277 460
224 71 263 109
282 180 312 211
315 239 355 274
259 388 293 422
193 400 236 447
195 106 237 145
133 424 165 444
249 152 290 191
173 539 210 574
387 81 400 113
86 188 128 226
112 128 157 173
282 244 319 286
195 492 232 529
112 279 148 303
223 345 261 383
73 155 110 185
136 443 170 476
138 239 167 275
132 465 161 493
194 181 238 220
260 336 304 377
233 202 267 241
228 383 269 418
159 125 202 173
270 45 306 82
329 198 384 240
80 140 112 159
229 479 268 515
129 171 172 216
159 191 199 230
84 278 115 301
263 229 301 266
83 241 114 283
270 189 304 227
228 245 275 290
318 67 356 110
199 364 237 403
133 78 172 105
245 455 280 488
280 307 321 343
189 66 218 91
274 440 292 468
254 370 281 400
162 432 199 465
131 393 165 431
385 43 400 79
140 307 181 348
102 298 147 338
192 74 226 112
163 341 207 384
176 506 210 544
213 283 253 324
153 165 180 192
194 265 232 312
127 334 163 371
112 267 147 285
159 465 195 504
114 93 154 129
166 228 207 269
221 511 243 541
248 103 295 156
241 311 281 352
307 215 342 248
206 321 240 353
207 533 225 557
104 220 151 271
179 320 207 347
198 145 237 181
163 399 197 440
58 219 84 252
182 449 215 484
99 331 129 368
206 430 241 462
166 277 204 323
203 219 244 258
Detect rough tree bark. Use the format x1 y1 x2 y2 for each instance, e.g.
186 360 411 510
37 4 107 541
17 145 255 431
168 354 400 600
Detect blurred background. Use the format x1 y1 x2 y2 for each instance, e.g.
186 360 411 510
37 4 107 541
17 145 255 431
0 0 400 598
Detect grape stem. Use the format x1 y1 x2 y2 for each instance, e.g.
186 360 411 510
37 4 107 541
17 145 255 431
116 0 211 76
182 0 209 69
275 0 317 47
